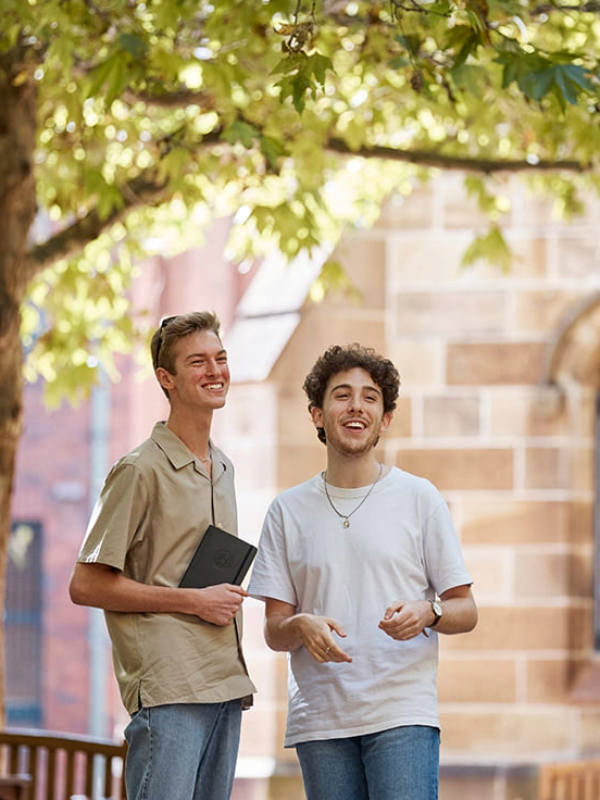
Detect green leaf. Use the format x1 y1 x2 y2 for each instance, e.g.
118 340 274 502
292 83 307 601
308 53 334 87
222 120 260 148
443 25 482 69
309 259 362 303
271 54 307 77
275 72 314 114
461 226 512 273
260 135 286 169
96 184 125 221
118 33 148 60
395 34 422 58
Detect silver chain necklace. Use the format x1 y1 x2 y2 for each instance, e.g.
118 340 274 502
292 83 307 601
322 463 383 528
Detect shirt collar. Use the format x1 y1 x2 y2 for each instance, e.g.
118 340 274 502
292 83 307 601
151 421 226 480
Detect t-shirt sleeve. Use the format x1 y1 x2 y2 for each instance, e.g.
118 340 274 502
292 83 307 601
423 491 473 596
248 501 298 606
77 460 149 571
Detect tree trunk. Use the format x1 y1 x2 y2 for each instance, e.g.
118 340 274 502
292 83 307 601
0 46 38 725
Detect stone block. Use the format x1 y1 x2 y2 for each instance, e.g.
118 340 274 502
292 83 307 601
514 289 584 335
388 232 471 282
440 173 490 230
447 342 546 385
440 707 580 757
568 444 594 493
266 775 305 800
440 765 538 800
277 444 326 489
489 387 569 437
525 658 584 703
462 549 512 602
439 771 497 800
422 394 481 437
333 235 386 309
509 183 556 229
506 234 548 278
395 291 507 336
514 551 592 600
441 606 592 652
390 340 445 387
385 395 412 438
580 709 600 754
556 235 600 280
239 704 279 758
459 499 592 546
396 447 513 491
276 390 317 445
524 447 567 490
438 658 516 703
271 305 386 385
375 185 436 230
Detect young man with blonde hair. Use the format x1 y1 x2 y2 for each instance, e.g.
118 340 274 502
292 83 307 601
70 311 255 800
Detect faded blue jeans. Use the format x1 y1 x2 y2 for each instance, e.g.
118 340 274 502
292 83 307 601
296 725 440 800
124 700 242 800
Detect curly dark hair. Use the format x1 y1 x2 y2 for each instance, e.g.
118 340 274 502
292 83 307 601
302 344 400 444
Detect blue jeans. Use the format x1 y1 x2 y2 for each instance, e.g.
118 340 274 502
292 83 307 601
124 700 242 800
296 725 440 800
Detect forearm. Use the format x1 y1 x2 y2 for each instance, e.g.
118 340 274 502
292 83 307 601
265 612 311 652
432 590 478 635
70 563 194 614
69 562 246 627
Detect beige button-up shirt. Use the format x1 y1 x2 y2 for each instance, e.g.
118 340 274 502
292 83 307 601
78 422 255 714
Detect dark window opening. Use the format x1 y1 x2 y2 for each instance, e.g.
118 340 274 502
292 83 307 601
6 520 43 726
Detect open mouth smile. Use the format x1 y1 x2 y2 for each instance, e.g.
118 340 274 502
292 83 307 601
344 420 367 430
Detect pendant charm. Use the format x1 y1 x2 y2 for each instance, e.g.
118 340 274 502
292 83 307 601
343 519 350 529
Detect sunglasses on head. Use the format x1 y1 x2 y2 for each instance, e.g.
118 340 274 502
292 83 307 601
155 315 177 365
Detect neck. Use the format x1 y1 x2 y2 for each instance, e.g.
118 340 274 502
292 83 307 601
324 451 382 488
165 409 213 461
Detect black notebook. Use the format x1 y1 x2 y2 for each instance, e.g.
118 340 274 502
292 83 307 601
178 525 257 589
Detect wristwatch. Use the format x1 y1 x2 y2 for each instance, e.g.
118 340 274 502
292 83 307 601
430 599 443 628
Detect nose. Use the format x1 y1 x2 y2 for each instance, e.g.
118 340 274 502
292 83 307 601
347 393 365 413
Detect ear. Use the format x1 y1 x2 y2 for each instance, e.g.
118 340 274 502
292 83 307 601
380 411 392 433
156 367 175 392
310 406 324 430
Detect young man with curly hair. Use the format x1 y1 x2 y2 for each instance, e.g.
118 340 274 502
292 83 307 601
69 311 255 800
249 343 477 800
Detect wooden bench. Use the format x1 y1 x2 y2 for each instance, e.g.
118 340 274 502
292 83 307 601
539 758 600 800
0 729 127 800
0 775 31 800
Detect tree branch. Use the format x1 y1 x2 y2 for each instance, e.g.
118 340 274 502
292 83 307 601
25 129 592 276
325 137 589 173
26 171 170 276
123 87 216 109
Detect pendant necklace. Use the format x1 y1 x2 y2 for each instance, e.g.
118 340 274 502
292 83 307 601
322 463 383 528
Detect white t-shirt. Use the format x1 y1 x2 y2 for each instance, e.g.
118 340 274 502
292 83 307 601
248 466 472 747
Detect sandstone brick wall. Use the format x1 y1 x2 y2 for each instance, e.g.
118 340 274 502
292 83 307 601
228 172 600 797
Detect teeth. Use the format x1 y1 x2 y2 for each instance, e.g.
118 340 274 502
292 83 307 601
346 422 365 429
205 383 222 389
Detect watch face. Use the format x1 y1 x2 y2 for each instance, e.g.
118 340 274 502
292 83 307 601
432 600 442 620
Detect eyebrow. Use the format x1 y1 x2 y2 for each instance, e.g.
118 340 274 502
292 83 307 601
330 382 381 395
184 348 228 362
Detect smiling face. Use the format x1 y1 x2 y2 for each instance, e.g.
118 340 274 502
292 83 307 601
157 329 230 411
310 367 391 457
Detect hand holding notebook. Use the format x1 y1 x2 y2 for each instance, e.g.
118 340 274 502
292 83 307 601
179 525 257 589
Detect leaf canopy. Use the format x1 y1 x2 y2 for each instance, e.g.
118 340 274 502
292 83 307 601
3 0 600 401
